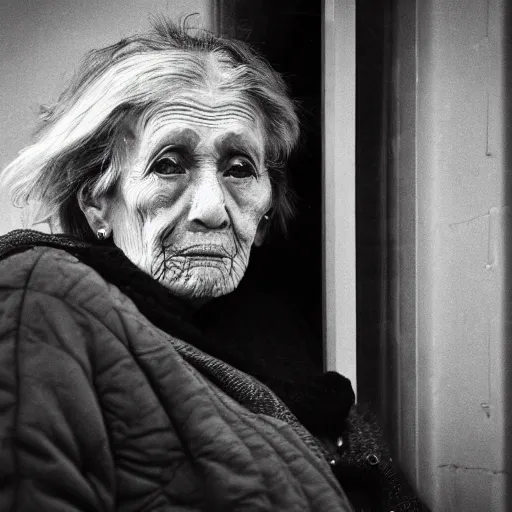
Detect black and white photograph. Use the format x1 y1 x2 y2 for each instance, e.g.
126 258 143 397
0 1 510 511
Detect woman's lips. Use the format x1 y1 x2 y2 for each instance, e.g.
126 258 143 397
179 245 231 258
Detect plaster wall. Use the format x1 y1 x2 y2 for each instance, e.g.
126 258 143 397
391 0 511 509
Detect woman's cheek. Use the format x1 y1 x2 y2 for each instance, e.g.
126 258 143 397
228 178 271 236
111 185 159 270
112 209 146 268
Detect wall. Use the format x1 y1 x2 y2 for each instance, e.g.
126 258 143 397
323 0 357 386
389 0 511 509
0 0 211 234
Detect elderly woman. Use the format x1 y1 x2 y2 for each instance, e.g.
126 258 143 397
0 20 422 512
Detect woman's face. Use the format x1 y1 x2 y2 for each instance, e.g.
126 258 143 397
103 91 271 303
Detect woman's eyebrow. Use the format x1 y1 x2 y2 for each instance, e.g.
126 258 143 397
144 127 200 157
215 132 264 166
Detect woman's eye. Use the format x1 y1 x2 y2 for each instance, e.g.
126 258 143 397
224 158 257 179
150 155 186 176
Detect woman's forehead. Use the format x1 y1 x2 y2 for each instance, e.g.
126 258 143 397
123 92 266 157
145 92 260 128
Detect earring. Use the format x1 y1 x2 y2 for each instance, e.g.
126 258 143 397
263 214 270 221
96 228 108 241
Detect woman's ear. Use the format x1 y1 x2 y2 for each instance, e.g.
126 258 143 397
254 212 271 247
77 182 112 235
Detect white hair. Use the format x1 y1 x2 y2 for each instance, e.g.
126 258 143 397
1 19 300 239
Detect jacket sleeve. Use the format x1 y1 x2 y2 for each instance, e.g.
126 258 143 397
0 249 116 511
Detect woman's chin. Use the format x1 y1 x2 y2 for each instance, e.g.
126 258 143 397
158 265 243 305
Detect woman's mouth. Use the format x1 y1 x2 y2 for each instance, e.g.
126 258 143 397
179 245 231 258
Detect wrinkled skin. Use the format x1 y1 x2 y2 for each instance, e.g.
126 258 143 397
84 90 271 304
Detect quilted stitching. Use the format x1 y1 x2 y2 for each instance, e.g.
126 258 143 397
0 246 353 512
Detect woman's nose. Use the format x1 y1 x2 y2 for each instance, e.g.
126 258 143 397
187 172 230 231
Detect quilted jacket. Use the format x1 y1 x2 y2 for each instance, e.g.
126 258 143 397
0 244 354 511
